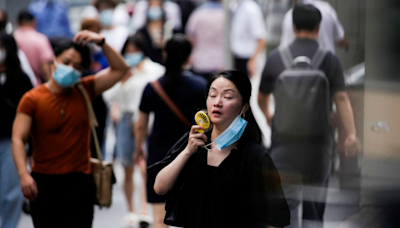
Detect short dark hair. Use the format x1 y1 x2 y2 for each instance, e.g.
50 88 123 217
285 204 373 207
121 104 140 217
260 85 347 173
52 38 91 70
121 33 148 57
95 0 117 10
292 4 322 32
17 10 34 23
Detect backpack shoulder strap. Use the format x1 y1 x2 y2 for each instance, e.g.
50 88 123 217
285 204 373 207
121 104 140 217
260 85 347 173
279 46 293 69
311 48 327 69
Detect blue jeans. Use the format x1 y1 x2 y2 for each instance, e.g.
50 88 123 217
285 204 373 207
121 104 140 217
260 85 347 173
114 112 135 167
0 139 24 228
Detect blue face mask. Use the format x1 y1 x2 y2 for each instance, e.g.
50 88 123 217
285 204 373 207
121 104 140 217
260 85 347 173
147 6 163 21
99 9 113 27
206 108 248 151
124 52 144 68
53 63 81 88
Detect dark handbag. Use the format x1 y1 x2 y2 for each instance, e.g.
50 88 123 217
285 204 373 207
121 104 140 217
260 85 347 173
164 180 185 226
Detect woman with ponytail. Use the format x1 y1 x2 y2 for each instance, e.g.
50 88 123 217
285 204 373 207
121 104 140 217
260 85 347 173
134 34 206 228
148 70 290 228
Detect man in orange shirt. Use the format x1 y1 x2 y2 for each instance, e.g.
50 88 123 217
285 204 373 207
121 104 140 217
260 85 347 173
12 30 129 227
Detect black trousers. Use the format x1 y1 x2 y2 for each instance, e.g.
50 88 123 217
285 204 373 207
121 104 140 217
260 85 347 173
234 57 249 76
30 172 95 228
270 141 333 228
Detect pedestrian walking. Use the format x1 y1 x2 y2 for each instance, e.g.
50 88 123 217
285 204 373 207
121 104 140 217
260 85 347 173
134 34 207 228
135 0 173 65
148 70 290 228
0 33 33 228
258 4 357 228
186 0 225 80
130 0 182 33
14 10 55 84
0 9 37 87
12 30 129 228
280 0 349 53
231 0 267 77
97 0 130 53
28 0 74 38
103 33 165 227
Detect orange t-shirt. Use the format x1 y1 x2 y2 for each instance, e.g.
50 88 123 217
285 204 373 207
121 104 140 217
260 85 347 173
17 76 96 175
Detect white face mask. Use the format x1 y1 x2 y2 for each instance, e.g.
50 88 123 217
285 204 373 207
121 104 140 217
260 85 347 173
0 49 6 64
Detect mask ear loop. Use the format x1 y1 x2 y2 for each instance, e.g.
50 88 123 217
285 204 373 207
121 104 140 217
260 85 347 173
204 142 216 152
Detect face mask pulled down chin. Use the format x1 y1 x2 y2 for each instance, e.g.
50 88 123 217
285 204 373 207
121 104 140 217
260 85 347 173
205 109 248 151
53 63 81 88
124 52 144 68
147 6 163 21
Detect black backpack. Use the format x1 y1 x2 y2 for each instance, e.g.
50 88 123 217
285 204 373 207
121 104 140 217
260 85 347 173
273 46 331 139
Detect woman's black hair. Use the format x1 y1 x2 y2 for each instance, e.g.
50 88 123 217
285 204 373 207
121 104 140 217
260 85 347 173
121 33 148 57
206 70 263 145
164 34 192 88
52 38 91 70
0 32 23 85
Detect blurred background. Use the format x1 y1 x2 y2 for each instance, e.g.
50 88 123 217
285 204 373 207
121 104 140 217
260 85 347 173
0 0 399 227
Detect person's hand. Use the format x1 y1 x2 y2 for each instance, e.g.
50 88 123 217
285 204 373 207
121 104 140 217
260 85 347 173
247 57 256 78
134 145 146 164
344 134 357 157
110 103 120 123
20 174 38 201
266 112 274 127
185 125 208 156
73 30 104 46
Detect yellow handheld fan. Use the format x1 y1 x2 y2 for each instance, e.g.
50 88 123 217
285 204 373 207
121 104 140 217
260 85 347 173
194 111 211 133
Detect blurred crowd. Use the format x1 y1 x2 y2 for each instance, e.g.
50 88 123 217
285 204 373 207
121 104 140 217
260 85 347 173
0 0 356 228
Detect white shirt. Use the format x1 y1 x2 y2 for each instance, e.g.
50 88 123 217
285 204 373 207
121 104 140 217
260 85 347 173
18 50 38 87
231 0 267 58
130 0 182 32
100 25 130 53
102 58 165 123
81 4 131 27
280 0 345 53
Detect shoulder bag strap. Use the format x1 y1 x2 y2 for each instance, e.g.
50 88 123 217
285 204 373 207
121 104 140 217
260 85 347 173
150 81 191 128
77 83 103 162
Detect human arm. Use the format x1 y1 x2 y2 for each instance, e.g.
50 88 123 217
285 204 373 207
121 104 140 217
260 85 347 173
11 113 37 200
333 91 357 156
248 39 266 77
336 37 349 52
73 30 129 96
154 126 207 195
258 92 273 127
134 111 150 163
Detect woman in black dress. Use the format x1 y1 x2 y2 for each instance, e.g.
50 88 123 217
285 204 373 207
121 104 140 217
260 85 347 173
148 70 290 228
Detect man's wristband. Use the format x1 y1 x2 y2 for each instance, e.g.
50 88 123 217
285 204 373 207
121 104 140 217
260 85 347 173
97 37 105 46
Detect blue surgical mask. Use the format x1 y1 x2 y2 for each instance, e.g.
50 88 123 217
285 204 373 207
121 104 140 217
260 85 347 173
205 108 248 151
124 52 144 68
53 62 81 88
99 9 114 27
147 6 163 21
